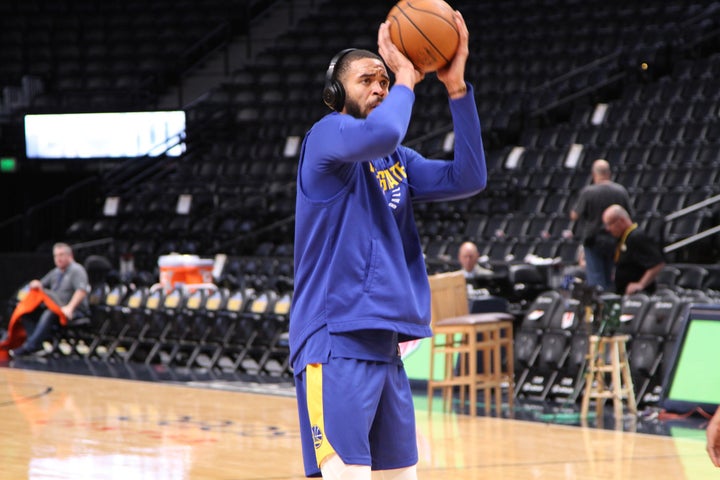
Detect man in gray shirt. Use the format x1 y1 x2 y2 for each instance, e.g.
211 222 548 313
570 159 631 292
11 242 90 357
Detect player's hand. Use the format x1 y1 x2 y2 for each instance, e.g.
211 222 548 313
378 21 424 88
437 10 469 94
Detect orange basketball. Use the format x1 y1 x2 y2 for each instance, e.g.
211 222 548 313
386 0 459 73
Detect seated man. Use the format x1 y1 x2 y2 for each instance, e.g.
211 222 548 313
6 242 90 358
457 241 502 307
602 205 666 295
457 241 493 280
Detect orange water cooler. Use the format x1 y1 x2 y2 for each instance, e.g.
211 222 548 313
158 254 214 291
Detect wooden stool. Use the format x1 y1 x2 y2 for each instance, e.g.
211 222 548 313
473 318 514 416
427 272 515 416
580 334 637 420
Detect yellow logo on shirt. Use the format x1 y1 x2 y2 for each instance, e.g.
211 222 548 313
369 161 407 192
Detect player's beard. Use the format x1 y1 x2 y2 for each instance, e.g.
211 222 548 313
344 97 367 119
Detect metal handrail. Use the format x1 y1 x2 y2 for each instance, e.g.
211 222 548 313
664 193 720 222
100 132 187 193
526 50 622 94
662 193 720 254
664 225 720 254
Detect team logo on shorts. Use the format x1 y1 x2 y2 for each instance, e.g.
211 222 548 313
311 425 323 449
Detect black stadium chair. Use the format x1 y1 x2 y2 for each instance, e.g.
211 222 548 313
89 285 146 359
139 286 187 365
187 287 231 369
109 286 165 362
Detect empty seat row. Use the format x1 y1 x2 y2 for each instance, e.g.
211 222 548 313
51 282 293 377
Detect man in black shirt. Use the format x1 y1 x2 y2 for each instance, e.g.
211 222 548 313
602 204 665 295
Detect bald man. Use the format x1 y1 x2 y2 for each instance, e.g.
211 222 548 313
602 204 665 295
570 159 632 291
457 241 492 279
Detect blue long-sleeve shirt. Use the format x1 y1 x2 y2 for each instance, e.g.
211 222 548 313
289 83 487 370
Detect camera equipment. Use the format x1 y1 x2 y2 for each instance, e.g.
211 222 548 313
567 278 621 336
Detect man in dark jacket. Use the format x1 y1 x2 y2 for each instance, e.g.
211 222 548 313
602 204 665 295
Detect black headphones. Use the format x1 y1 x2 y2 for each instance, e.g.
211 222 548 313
322 48 357 111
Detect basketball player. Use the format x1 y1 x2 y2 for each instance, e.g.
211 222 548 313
290 11 485 480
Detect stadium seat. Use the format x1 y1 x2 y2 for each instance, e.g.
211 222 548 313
140 286 188 365
90 285 147 359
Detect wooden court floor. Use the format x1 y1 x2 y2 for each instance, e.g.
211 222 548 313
0 365 715 479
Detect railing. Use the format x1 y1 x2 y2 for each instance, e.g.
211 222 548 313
664 225 720 254
71 238 116 261
100 132 187 194
664 194 720 254
524 52 626 121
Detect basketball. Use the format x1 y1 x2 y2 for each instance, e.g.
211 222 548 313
386 0 459 73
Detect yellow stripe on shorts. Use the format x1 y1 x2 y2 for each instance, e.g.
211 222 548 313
306 363 336 467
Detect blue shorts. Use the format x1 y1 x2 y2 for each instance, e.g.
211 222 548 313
294 356 418 477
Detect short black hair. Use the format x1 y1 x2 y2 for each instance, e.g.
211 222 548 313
333 49 384 84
